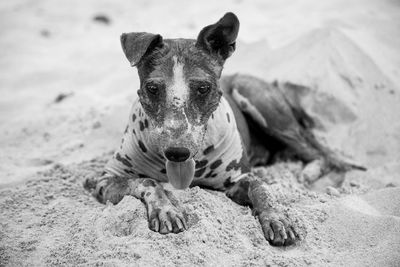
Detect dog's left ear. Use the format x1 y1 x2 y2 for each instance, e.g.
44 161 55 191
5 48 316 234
196 12 240 61
120 32 163 66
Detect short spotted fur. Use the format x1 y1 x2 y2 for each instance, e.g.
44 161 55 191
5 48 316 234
84 12 365 246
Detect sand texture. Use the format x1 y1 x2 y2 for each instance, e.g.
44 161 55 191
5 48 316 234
1 0 400 266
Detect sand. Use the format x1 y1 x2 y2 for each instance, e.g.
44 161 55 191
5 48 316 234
1 0 400 266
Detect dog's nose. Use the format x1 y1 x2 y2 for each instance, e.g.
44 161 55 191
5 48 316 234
164 147 190 162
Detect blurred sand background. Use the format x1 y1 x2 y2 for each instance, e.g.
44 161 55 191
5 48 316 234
0 0 400 266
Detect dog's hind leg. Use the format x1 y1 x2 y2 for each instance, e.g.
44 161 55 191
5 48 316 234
224 75 323 167
84 175 187 234
224 74 365 183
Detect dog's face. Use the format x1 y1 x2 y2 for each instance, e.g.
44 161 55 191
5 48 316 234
121 13 239 162
136 40 223 161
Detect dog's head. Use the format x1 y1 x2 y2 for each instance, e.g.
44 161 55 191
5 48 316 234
120 13 239 163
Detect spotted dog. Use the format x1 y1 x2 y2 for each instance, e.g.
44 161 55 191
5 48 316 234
85 13 365 246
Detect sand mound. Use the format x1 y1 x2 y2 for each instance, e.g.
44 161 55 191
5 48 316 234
1 158 399 266
227 28 400 169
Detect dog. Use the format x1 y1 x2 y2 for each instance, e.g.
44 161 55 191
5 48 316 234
84 12 365 246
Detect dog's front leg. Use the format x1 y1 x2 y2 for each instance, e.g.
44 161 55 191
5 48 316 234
85 175 187 234
226 174 299 246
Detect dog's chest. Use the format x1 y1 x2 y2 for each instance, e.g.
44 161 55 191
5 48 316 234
105 97 247 189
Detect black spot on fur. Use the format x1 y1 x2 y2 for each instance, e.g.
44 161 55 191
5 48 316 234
139 109 142 117
223 177 234 188
139 121 145 131
141 192 145 198
125 154 132 161
211 114 214 119
144 119 149 128
226 152 250 173
138 140 147 152
160 168 166 174
195 160 208 169
226 113 230 123
124 125 129 134
205 171 215 178
203 145 214 155
143 179 156 187
226 159 239 172
138 173 147 178
133 129 136 135
195 167 207 177
124 169 135 175
132 113 137 122
211 173 217 178
145 192 151 197
116 153 132 168
210 159 222 170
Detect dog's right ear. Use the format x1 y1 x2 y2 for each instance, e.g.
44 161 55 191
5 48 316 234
120 32 163 66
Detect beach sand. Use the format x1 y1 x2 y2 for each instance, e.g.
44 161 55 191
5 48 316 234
1 0 399 266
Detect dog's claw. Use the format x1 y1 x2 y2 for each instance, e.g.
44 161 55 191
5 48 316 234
285 227 297 246
152 219 160 232
258 211 298 246
289 229 295 240
166 220 173 232
179 215 188 230
268 229 274 241
176 218 183 230
280 229 287 240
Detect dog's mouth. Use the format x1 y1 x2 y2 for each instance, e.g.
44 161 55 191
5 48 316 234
164 146 195 190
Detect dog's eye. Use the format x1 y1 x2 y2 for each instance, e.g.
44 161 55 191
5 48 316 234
197 83 211 95
145 83 159 95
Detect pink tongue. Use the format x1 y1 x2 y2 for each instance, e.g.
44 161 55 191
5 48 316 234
166 159 195 189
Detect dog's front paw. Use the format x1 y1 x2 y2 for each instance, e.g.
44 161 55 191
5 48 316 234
258 211 299 246
148 203 188 234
